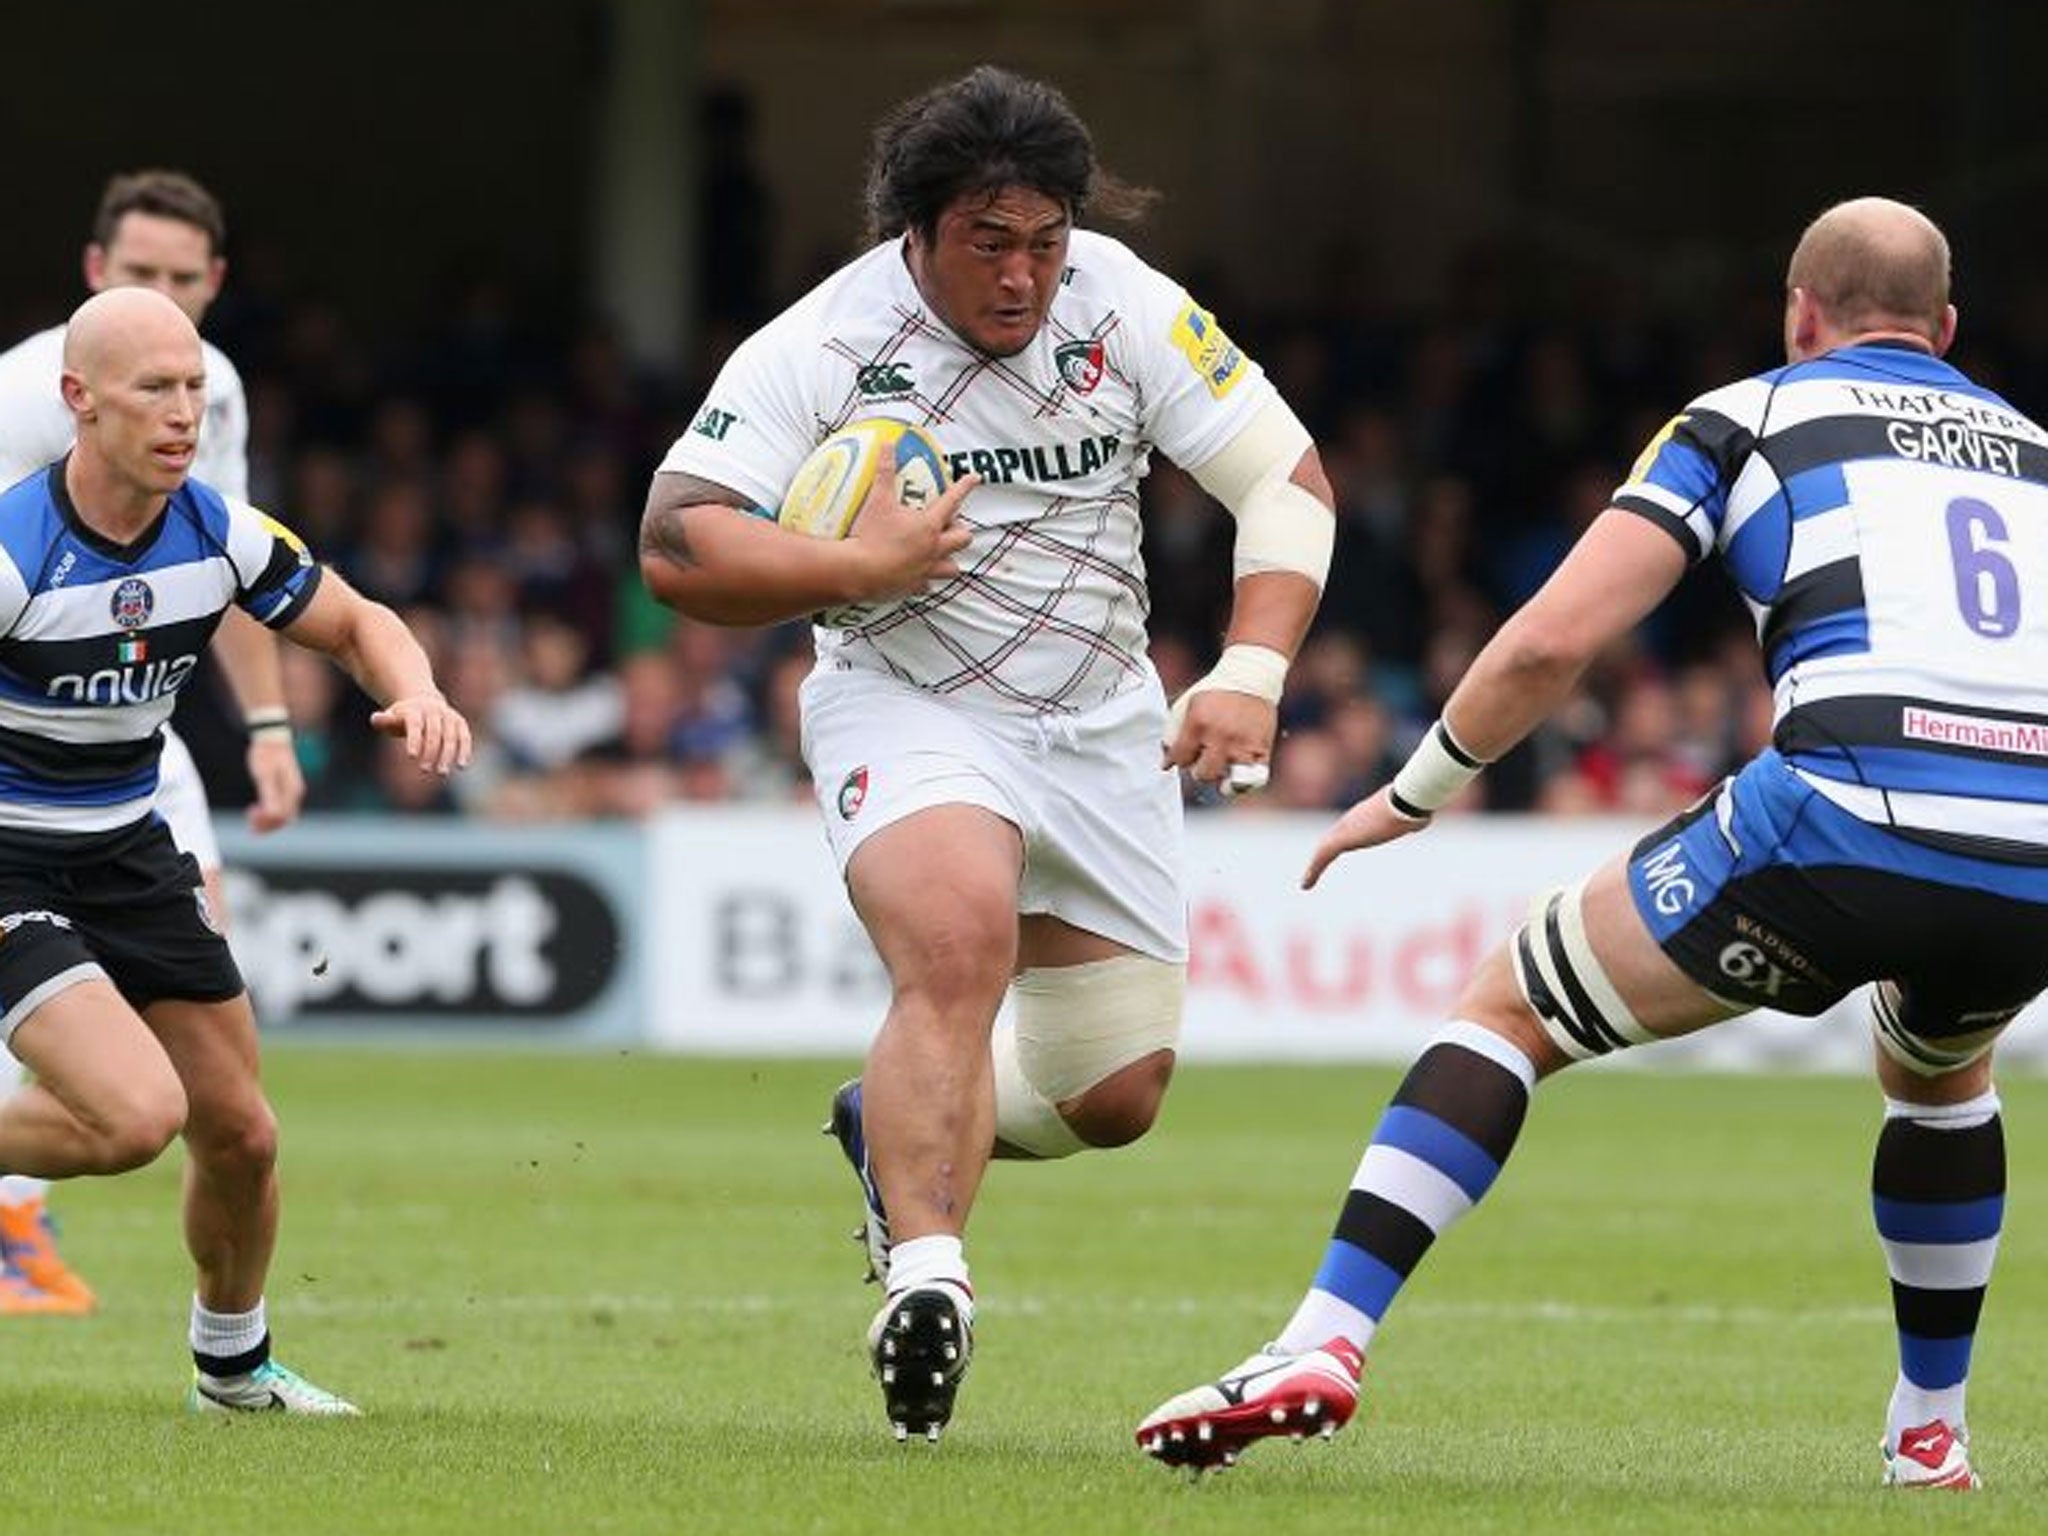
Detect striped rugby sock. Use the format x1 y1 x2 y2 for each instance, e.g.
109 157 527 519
1873 1091 2003 1449
1276 1022 1536 1356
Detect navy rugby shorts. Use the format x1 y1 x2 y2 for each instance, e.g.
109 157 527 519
1627 749 2048 1032
0 816 243 1042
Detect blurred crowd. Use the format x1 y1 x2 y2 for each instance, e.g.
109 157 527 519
169 223 2048 826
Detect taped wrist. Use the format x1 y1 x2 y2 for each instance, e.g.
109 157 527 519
1165 643 1288 739
245 707 293 743
1388 718 1486 820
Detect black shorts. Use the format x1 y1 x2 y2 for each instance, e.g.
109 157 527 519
0 817 243 1042
1628 752 2048 1038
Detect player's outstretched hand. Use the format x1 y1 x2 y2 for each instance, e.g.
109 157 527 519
1302 788 1428 890
245 731 307 833
370 694 473 776
847 470 979 599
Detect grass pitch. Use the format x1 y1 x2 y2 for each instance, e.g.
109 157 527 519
2 1051 2045 1534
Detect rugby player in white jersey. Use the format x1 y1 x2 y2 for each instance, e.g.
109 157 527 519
0 170 302 1313
641 66 1336 1440
0 286 468 1411
1138 200 2038 1492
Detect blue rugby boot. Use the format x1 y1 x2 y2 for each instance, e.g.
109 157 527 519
823 1078 891 1285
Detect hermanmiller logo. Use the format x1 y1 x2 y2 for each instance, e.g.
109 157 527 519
1902 705 2048 757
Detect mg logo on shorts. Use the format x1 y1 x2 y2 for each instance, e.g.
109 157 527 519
837 766 869 821
110 577 154 628
1638 838 1696 916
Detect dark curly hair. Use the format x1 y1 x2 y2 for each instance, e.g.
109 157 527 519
862 66 1155 245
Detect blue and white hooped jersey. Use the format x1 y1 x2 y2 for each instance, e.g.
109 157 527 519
0 461 322 841
1614 341 2048 859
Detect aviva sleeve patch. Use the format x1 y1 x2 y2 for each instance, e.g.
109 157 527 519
1170 300 1247 399
256 509 314 564
1624 413 1690 488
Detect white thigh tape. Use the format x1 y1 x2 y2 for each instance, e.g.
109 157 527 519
1013 954 1186 1103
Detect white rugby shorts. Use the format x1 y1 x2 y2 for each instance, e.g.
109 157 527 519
799 665 1188 962
155 725 222 875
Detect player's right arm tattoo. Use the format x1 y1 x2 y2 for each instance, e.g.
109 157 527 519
639 472 752 571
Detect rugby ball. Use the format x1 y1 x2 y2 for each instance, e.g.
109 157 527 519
778 419 948 540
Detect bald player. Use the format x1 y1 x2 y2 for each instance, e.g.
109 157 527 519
1137 198 2041 1492
0 168 302 1314
0 288 470 1412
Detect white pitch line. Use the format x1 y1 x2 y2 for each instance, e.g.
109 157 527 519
269 1291 1889 1327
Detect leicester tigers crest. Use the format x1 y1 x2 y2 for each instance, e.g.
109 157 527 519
838 766 870 820
1055 339 1104 395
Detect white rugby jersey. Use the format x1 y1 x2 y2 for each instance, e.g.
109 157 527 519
0 323 248 499
0 465 320 841
1616 341 2048 856
660 230 1276 713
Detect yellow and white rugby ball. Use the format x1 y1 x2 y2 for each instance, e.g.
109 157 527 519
778 419 949 540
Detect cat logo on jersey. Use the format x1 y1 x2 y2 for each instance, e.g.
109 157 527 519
692 405 739 442
1055 339 1105 395
257 511 315 567
1170 301 1246 399
1626 413 1690 487
110 577 154 629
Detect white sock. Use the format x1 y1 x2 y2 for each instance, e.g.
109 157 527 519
1276 1293 1380 1358
1 1054 46 1205
190 1295 268 1371
0 1175 50 1207
1888 1377 1967 1451
886 1234 970 1304
991 1024 1086 1159
3 1050 51 1206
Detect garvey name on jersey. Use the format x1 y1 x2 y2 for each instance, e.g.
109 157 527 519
0 463 321 841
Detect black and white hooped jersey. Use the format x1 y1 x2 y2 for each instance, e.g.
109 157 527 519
0 462 321 841
660 230 1276 714
1615 340 2048 857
